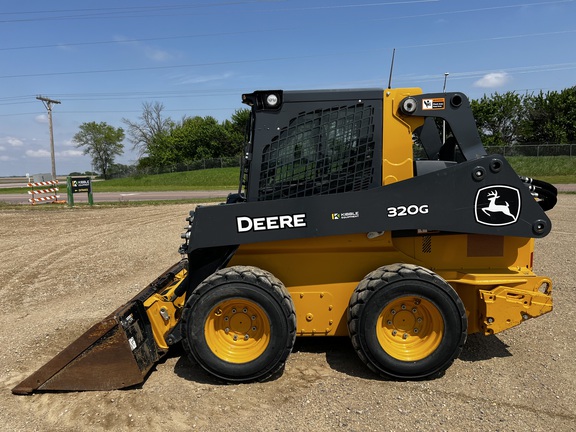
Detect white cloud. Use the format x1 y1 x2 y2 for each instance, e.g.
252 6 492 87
114 35 174 62
59 150 84 157
473 72 511 88
25 148 84 159
8 137 23 147
0 155 12 161
35 114 49 124
144 46 172 61
0 136 24 147
26 149 51 158
173 72 234 85
56 43 76 52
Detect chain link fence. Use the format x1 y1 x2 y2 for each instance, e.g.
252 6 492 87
109 156 243 179
414 143 575 159
109 144 574 179
484 144 575 157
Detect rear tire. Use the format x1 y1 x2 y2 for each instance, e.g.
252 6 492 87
347 264 467 379
181 266 296 382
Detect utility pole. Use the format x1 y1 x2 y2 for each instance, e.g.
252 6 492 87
36 95 61 181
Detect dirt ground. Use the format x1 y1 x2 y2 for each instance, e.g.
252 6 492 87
1 196 575 432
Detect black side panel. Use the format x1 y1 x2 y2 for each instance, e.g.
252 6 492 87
185 155 552 253
246 89 383 202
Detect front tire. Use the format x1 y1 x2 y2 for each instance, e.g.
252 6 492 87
347 264 467 379
181 266 296 382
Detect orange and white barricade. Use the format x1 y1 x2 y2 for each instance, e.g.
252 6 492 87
28 180 60 204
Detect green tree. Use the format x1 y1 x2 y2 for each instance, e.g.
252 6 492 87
471 92 525 147
122 101 250 170
73 122 124 179
222 108 250 156
122 102 174 158
169 116 229 162
136 129 177 168
518 87 576 144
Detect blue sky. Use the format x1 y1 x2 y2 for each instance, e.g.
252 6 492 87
1 0 575 177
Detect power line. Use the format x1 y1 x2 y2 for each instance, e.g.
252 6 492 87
3 0 571 24
4 26 575 53
0 1 281 23
0 29 286 52
0 108 239 118
0 54 323 79
0 1 282 15
3 45 576 81
371 0 576 22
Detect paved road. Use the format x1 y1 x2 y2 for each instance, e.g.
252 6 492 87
555 184 576 192
1 185 574 205
0 190 235 205
0 182 29 189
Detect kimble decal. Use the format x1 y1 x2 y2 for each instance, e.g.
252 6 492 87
331 211 359 220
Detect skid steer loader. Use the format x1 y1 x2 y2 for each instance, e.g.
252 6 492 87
13 87 557 394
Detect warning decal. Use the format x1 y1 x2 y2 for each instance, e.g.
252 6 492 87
422 98 445 110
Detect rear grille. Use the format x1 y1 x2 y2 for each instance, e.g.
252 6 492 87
258 103 377 201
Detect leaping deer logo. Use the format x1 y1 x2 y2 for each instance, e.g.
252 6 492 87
475 185 521 226
482 190 516 220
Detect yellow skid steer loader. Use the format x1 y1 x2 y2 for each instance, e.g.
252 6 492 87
13 87 556 394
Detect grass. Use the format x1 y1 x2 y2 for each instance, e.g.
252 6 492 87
0 158 574 197
93 167 240 191
0 167 241 194
507 156 576 183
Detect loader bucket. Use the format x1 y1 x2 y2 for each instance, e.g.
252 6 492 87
12 260 188 395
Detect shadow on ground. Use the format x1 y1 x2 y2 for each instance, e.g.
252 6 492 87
169 333 512 385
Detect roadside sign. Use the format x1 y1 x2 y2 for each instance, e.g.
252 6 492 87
67 176 94 206
71 177 91 193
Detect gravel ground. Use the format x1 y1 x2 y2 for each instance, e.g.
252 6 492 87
0 196 575 432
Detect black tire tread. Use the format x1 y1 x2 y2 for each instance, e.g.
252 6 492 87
347 263 467 379
181 265 296 383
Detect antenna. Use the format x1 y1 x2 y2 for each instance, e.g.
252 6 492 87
387 48 396 89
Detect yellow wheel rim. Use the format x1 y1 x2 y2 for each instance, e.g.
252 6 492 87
376 296 444 361
204 299 270 364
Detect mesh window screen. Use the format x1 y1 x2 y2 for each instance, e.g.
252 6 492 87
258 103 377 201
